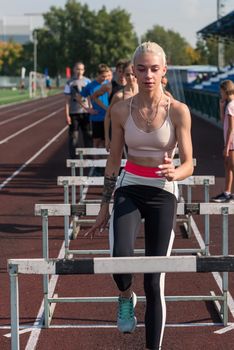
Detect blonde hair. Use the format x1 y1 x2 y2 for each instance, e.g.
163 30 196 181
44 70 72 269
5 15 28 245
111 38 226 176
220 80 234 97
132 41 167 66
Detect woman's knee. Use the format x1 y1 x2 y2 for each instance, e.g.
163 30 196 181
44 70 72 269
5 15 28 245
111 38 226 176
144 274 162 298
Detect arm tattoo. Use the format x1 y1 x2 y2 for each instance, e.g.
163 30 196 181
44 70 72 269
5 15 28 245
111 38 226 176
101 174 117 204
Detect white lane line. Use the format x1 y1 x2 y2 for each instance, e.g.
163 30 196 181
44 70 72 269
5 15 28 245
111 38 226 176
2 124 68 341
0 107 63 144
215 323 234 334
24 185 90 348
0 125 68 190
4 328 34 337
4 240 67 340
0 99 62 126
190 217 234 334
24 242 66 348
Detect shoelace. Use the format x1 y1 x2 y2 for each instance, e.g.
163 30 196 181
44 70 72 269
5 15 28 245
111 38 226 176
118 298 134 320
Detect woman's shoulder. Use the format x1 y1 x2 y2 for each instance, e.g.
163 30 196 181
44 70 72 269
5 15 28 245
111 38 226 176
226 99 234 114
169 98 191 125
110 97 133 124
112 96 132 113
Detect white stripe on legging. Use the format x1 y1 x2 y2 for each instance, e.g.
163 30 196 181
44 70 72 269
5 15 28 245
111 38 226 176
159 228 175 348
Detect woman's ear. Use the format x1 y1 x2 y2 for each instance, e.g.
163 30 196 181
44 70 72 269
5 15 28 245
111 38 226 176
162 65 167 76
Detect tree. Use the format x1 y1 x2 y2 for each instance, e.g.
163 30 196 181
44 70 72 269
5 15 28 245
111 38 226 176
0 40 23 75
33 0 138 76
142 25 196 65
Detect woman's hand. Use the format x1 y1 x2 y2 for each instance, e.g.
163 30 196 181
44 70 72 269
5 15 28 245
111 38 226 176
84 203 110 239
157 152 176 181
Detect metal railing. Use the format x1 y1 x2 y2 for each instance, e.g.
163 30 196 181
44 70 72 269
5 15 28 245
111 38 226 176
184 88 221 127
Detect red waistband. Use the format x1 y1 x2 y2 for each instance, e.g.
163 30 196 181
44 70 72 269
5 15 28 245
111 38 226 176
124 160 164 178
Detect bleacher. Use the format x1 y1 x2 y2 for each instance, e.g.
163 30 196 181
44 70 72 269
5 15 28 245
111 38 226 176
192 67 234 93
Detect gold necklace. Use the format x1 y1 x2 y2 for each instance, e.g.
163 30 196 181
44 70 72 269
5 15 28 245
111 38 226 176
138 92 163 126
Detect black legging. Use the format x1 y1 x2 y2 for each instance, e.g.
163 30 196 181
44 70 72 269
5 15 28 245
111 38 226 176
68 113 90 158
110 185 177 350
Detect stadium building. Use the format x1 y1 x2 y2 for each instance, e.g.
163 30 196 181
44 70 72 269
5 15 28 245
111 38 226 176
0 14 44 44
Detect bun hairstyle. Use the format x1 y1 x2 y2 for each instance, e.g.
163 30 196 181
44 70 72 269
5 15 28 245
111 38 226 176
132 41 167 66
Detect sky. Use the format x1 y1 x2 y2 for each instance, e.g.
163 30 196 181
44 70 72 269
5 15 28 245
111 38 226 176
0 0 234 47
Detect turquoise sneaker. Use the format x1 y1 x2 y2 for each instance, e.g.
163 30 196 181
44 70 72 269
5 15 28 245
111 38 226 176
117 292 137 333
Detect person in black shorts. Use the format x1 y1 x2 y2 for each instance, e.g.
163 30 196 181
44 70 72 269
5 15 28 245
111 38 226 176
64 62 91 158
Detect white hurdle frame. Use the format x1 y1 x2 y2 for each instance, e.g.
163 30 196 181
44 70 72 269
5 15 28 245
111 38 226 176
57 175 215 254
8 253 234 350
34 202 233 330
66 157 197 204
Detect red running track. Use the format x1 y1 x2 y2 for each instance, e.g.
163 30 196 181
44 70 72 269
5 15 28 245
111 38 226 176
0 95 234 350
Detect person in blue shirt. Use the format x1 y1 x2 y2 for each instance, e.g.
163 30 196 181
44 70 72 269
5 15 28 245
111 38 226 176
80 64 110 149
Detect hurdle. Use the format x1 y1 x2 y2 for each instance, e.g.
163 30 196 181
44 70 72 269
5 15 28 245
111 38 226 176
66 156 198 241
8 254 234 350
57 175 215 253
66 157 197 204
34 202 233 330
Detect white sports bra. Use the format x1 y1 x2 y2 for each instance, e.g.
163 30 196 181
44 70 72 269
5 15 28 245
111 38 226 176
124 97 177 159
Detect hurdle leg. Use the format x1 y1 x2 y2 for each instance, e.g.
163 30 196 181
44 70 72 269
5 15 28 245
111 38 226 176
210 207 229 325
42 210 51 327
63 182 71 256
71 163 76 205
10 267 20 350
204 180 210 255
79 153 84 201
221 207 229 325
186 185 192 237
71 158 81 238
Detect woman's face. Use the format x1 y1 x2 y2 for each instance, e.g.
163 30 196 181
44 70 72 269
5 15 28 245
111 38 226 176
124 65 136 85
133 52 167 92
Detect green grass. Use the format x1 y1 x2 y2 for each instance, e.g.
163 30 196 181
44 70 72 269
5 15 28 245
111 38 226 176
0 88 62 106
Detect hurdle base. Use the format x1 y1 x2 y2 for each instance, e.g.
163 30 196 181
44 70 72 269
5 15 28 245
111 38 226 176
210 290 226 325
182 216 192 238
43 293 58 328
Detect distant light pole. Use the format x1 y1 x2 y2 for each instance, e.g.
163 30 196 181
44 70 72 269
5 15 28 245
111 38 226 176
217 0 226 69
24 13 42 73
33 30 37 73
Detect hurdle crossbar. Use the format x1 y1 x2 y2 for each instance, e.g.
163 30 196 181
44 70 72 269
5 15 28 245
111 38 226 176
75 147 179 156
34 202 231 329
66 158 196 168
57 175 215 187
9 254 231 350
8 256 234 275
57 175 214 251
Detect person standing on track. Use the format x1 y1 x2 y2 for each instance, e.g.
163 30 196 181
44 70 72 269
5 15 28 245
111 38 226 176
211 79 234 203
103 60 138 151
79 64 110 150
86 41 193 350
64 62 91 158
90 59 126 108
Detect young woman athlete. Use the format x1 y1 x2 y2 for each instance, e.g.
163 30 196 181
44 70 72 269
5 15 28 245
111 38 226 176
87 41 193 350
